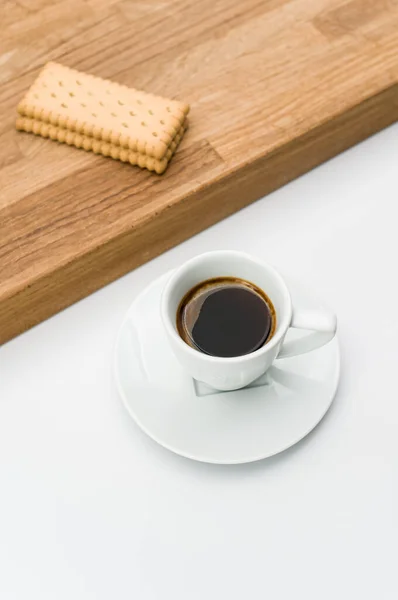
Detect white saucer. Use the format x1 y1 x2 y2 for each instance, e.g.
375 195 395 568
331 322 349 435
114 272 340 464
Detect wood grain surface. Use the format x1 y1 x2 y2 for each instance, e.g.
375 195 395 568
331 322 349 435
1 0 398 344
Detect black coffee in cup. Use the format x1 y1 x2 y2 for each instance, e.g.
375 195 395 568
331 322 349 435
176 277 276 358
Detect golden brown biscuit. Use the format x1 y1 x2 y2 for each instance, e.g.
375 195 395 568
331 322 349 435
16 61 190 167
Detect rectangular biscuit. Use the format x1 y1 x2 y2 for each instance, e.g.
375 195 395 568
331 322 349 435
16 116 187 174
17 61 189 166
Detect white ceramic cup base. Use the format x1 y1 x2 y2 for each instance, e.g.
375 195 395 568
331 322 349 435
114 272 340 464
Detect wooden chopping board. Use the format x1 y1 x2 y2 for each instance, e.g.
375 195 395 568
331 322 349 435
1 0 398 344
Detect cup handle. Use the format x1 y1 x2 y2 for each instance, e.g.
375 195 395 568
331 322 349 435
277 307 337 359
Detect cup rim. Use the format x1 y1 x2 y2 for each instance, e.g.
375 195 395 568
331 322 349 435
160 251 293 364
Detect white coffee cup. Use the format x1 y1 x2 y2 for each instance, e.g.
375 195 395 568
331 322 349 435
161 251 337 391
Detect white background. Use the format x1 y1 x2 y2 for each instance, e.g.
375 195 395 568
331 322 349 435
1 124 397 599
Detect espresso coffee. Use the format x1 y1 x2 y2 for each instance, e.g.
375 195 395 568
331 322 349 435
177 277 276 358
